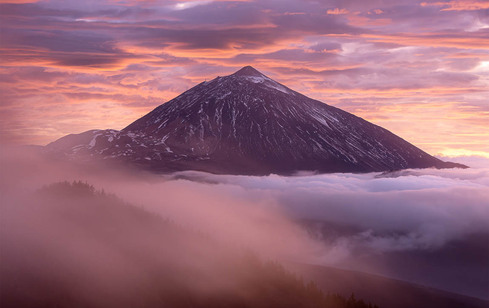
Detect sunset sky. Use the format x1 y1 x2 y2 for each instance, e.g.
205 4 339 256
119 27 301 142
1 0 488 158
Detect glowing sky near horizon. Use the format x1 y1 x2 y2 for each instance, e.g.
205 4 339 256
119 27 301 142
0 0 488 158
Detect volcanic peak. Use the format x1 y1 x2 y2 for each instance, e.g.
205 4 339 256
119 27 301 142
45 65 468 175
232 65 266 78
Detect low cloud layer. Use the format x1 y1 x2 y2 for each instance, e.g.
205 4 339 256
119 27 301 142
157 166 489 298
1 148 488 298
1 147 488 257
166 167 489 253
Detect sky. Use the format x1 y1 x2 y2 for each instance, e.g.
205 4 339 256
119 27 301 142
0 0 488 158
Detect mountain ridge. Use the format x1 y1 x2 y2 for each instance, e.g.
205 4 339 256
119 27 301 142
45 66 467 175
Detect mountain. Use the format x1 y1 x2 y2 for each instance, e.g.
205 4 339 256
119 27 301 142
1 181 380 308
45 66 466 175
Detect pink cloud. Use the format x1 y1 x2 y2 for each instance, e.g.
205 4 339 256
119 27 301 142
326 8 349 15
0 0 488 157
421 1 489 11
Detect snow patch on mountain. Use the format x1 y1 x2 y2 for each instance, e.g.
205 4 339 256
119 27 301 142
44 66 467 175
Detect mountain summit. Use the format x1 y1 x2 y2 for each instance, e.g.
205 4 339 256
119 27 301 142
232 65 265 77
46 66 466 175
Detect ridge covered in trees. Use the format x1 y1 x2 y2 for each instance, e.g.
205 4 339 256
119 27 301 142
1 181 378 308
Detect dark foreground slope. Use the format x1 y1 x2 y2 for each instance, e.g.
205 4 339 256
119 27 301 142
0 181 377 308
2 182 484 308
45 66 466 175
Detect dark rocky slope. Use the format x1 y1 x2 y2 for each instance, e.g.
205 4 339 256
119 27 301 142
46 66 466 175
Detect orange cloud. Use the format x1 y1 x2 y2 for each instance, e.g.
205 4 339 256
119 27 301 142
361 33 489 50
326 8 349 15
335 99 489 156
284 12 306 16
1 0 488 159
421 1 489 11
348 15 391 27
0 0 38 2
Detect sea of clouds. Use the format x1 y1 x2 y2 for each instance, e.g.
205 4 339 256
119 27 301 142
1 148 488 298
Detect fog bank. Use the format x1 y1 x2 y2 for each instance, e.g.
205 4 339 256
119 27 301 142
1 147 488 299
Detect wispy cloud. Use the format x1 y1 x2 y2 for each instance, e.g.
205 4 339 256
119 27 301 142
421 1 489 11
